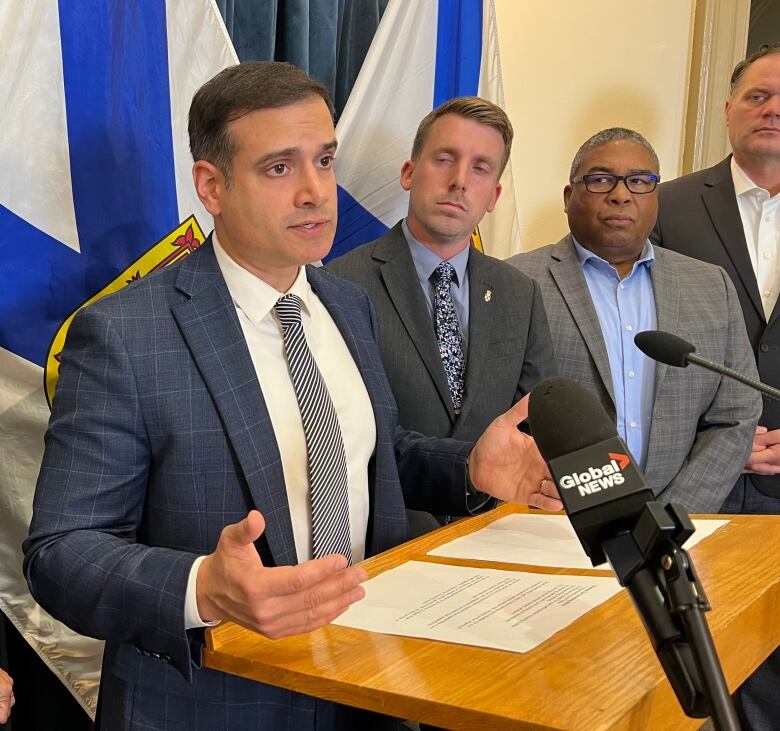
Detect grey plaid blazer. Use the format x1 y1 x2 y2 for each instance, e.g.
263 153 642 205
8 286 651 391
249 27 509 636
507 235 761 513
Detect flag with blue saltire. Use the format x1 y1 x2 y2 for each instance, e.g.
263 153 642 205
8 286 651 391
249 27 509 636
0 1 237 716
330 0 519 262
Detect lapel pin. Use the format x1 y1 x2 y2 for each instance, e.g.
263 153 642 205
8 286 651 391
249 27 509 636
484 289 492 302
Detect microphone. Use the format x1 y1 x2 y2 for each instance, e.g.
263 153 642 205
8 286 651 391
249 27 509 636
635 329 780 401
528 376 654 566
529 376 741 727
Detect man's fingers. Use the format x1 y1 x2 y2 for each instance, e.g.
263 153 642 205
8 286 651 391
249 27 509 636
243 561 368 637
504 394 530 424
258 581 366 638
529 492 564 512
221 510 267 551
267 557 367 598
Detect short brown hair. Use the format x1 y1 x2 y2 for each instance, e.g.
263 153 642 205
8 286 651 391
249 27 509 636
730 43 780 96
410 96 514 175
188 61 333 184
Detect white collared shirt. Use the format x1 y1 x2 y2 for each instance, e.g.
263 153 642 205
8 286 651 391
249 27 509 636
185 233 375 628
731 157 780 319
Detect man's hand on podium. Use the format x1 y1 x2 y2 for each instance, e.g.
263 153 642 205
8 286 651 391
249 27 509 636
468 395 563 512
196 510 367 637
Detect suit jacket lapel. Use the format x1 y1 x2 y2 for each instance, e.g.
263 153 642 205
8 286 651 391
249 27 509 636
701 158 764 320
374 227 455 422
460 248 493 424
648 249 678 405
549 237 617 410
170 239 297 567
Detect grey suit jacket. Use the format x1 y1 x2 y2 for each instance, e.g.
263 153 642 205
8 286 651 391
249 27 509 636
508 235 761 513
654 156 780 498
327 222 554 441
23 238 471 731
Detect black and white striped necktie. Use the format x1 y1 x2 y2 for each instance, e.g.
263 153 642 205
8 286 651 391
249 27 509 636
274 294 352 562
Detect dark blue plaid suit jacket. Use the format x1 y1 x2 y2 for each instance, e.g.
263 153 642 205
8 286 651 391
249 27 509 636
23 238 471 730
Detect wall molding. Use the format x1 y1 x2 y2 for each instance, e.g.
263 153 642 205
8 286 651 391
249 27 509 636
683 0 750 173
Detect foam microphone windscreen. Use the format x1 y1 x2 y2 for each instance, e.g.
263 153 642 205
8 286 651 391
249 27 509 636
529 377 616 462
634 330 695 368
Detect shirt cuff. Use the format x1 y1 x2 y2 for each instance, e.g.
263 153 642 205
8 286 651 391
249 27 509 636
465 451 494 514
185 556 221 630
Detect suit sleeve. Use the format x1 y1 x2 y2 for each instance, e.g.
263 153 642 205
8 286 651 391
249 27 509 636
659 271 762 512
23 305 198 680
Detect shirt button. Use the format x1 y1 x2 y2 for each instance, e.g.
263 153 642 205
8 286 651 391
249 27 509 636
628 370 635 378
626 324 633 332
764 291 772 298
763 252 772 260
629 420 638 428
619 283 625 290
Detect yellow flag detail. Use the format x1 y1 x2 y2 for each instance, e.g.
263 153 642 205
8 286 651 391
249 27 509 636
44 216 206 406
470 226 483 252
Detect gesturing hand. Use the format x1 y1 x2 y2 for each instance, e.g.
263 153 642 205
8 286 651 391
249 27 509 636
468 396 563 512
196 511 368 638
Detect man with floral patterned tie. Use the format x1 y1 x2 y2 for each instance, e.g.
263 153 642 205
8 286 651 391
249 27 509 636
329 97 554 529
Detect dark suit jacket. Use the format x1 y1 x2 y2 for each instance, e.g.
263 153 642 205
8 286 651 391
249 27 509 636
654 156 780 498
23 238 472 730
509 236 761 513
327 222 554 441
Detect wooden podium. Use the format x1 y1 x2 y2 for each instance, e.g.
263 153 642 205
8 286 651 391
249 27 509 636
204 504 780 730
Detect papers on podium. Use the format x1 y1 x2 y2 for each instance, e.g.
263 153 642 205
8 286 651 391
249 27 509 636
333 561 622 653
333 514 728 653
428 514 729 569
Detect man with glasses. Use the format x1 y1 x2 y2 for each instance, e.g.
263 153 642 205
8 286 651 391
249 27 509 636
509 127 760 512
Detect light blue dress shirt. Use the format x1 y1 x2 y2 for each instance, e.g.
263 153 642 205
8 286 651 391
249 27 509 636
401 219 471 350
573 238 657 468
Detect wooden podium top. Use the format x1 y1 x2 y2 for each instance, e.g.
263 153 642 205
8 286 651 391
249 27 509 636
204 504 780 730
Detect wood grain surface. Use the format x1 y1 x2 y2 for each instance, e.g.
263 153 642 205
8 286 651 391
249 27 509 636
205 504 780 730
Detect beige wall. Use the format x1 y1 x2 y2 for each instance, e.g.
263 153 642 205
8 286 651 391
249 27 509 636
496 0 696 251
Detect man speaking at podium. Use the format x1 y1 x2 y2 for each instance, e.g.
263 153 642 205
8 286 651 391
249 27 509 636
22 62 560 731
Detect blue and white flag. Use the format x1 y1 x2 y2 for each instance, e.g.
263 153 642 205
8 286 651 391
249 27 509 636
0 1 236 716
330 0 519 262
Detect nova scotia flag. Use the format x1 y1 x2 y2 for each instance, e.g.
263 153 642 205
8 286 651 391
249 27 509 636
0 1 236 716
330 0 520 262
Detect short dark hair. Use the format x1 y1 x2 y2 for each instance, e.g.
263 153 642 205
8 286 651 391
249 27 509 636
188 61 334 184
410 96 514 175
569 127 659 180
730 43 780 96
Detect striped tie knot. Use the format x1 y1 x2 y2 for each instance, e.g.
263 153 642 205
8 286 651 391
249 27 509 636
274 293 303 331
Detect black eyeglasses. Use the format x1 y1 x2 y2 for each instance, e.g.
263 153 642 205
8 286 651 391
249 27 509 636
572 173 660 194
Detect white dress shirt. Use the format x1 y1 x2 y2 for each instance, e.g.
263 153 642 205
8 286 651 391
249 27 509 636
185 234 375 628
732 157 780 320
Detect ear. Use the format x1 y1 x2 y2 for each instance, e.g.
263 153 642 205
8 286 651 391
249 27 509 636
485 182 503 213
724 97 732 128
192 161 224 216
400 159 416 192
563 184 573 213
